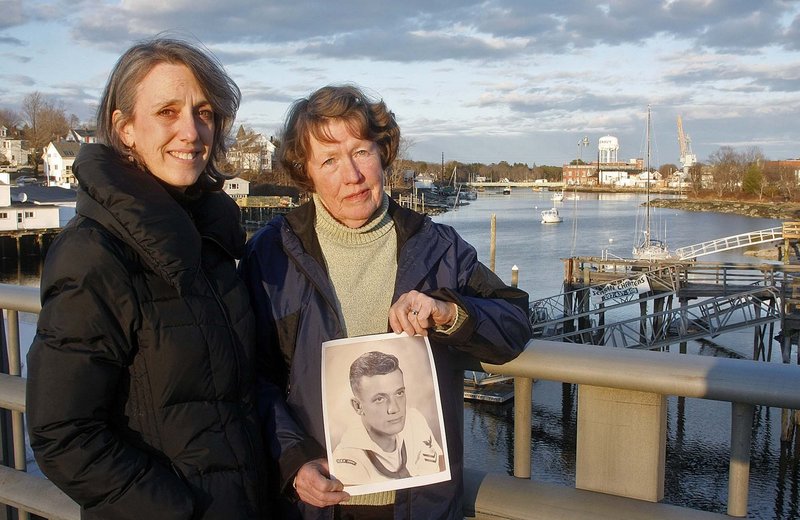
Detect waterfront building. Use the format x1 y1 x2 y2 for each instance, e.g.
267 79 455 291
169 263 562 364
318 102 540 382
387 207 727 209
766 159 800 183
223 177 250 200
563 133 648 187
562 163 597 186
0 183 76 231
598 170 629 186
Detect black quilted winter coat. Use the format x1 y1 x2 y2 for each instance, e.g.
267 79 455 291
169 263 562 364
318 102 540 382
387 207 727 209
26 144 266 519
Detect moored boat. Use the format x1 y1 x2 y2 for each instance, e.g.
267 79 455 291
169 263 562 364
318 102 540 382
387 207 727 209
632 105 672 260
541 207 563 223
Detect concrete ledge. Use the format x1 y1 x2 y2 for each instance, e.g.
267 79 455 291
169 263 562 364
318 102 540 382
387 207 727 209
0 465 79 520
463 469 729 520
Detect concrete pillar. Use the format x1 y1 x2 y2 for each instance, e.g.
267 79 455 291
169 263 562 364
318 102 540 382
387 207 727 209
576 385 666 502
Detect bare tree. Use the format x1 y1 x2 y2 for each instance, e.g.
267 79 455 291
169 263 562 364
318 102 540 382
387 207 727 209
0 108 22 133
707 146 742 197
21 92 70 170
688 163 704 194
389 135 416 188
658 163 679 177
766 162 797 201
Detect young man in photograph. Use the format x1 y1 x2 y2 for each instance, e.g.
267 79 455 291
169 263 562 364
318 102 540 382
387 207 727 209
331 351 444 485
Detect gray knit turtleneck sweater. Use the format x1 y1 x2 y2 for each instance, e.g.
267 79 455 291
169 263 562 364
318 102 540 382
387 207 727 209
314 193 397 338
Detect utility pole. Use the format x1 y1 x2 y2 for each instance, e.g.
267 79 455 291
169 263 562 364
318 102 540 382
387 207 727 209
441 152 444 183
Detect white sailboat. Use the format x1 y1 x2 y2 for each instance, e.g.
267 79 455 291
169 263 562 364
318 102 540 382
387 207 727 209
551 189 564 202
632 105 672 260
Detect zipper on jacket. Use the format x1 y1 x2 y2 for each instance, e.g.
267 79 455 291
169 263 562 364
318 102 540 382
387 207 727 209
199 265 265 513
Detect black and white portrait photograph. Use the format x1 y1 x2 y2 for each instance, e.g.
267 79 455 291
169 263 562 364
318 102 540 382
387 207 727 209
321 333 451 496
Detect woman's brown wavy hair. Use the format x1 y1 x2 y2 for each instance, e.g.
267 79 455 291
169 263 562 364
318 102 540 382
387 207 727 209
277 84 400 192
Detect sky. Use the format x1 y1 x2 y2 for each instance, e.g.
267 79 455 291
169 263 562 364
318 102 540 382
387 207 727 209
2 0 800 168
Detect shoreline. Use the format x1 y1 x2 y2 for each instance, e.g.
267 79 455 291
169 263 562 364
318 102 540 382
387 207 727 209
649 197 800 220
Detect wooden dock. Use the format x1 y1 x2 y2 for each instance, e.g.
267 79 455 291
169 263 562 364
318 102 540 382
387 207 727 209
464 371 515 403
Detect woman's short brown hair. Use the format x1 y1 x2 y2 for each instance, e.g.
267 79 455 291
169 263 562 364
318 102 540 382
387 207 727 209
96 36 240 191
277 85 400 192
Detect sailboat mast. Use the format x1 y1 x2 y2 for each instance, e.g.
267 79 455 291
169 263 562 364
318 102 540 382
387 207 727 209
645 104 652 244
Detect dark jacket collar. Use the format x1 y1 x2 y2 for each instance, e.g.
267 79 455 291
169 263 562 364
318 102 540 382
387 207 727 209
284 195 426 266
73 144 245 291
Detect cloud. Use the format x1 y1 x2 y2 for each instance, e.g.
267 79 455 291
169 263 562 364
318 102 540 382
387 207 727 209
63 0 800 65
5 0 800 164
1 52 30 63
0 36 24 46
7 75 35 87
0 0 25 30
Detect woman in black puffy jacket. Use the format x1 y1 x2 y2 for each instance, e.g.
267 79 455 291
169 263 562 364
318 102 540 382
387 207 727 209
26 37 266 519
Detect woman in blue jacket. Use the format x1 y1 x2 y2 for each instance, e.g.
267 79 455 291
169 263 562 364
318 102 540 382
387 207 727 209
239 84 531 520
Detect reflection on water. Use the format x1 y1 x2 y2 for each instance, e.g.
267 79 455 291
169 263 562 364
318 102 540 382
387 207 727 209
465 379 800 519
0 256 42 287
1 190 799 518
438 191 799 519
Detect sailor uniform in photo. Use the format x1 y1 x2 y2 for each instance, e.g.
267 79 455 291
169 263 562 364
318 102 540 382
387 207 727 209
332 408 444 486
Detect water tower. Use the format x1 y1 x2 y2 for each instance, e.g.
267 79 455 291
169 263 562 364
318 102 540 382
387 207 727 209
598 135 619 164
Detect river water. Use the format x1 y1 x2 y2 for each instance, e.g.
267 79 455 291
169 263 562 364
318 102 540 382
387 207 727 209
2 190 798 518
432 189 799 519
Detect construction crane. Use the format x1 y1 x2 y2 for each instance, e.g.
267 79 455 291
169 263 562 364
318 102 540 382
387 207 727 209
677 115 697 173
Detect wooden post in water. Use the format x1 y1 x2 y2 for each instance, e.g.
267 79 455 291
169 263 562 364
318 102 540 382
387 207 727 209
679 297 688 354
489 213 497 273
653 296 664 347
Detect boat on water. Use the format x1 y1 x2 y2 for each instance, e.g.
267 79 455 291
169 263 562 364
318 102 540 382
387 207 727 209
632 105 672 260
502 186 512 195
541 207 563 223
461 187 478 200
551 190 564 202
463 370 514 403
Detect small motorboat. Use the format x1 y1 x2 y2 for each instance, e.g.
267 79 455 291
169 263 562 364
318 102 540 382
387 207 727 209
541 207 563 223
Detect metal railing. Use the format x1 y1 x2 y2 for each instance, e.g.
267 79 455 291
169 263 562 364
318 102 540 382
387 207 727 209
541 287 781 350
1 284 799 519
674 227 783 260
478 339 800 519
0 284 79 520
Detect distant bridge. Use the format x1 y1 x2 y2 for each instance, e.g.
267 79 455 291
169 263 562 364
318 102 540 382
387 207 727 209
467 181 563 188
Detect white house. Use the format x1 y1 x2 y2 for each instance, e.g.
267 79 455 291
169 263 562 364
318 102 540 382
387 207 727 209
42 141 81 187
226 127 276 172
0 126 29 167
65 128 98 144
223 178 250 200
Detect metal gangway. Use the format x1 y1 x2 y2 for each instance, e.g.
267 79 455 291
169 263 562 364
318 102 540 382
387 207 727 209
530 264 782 355
673 226 784 260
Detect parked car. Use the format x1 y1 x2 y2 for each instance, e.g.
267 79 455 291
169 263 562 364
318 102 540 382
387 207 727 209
15 176 41 186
